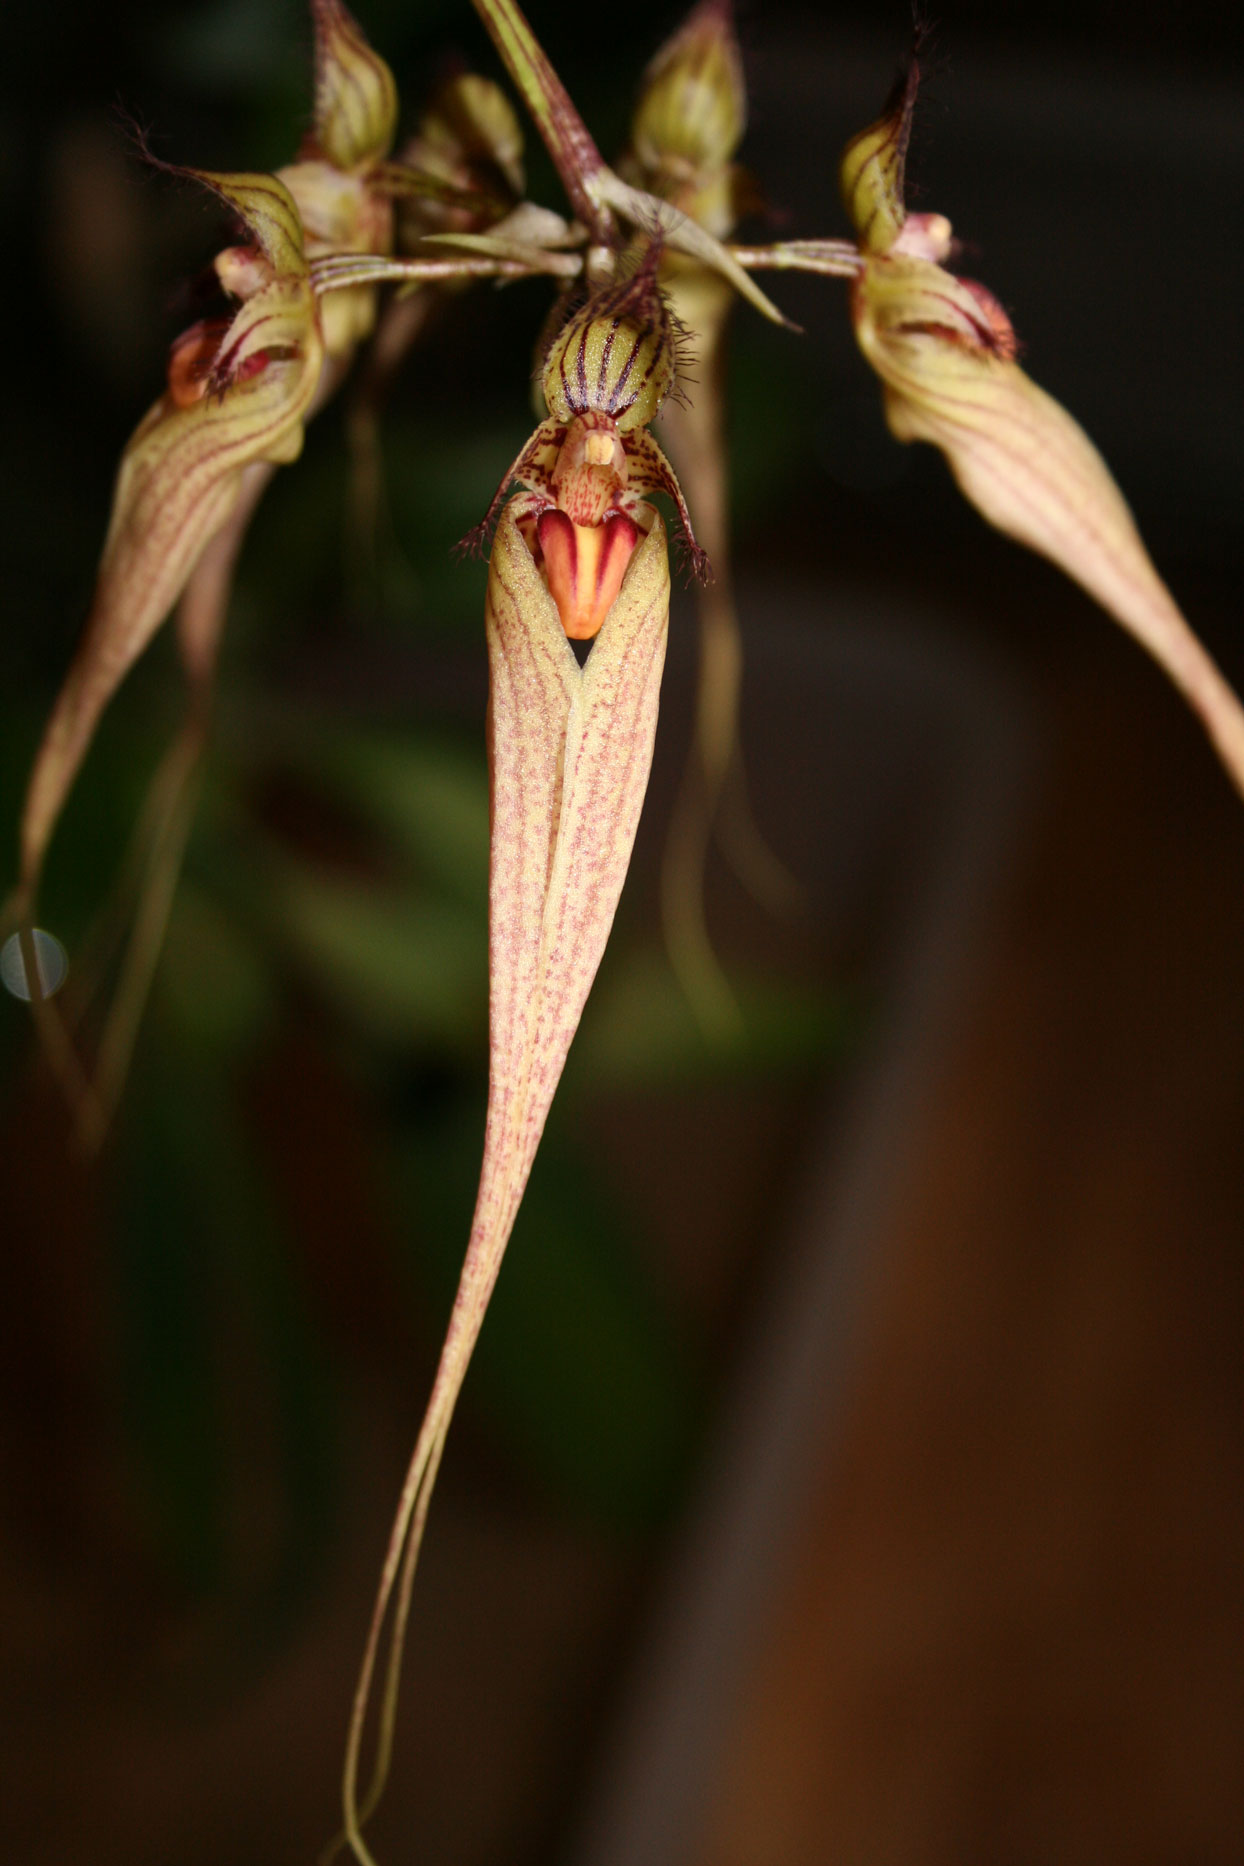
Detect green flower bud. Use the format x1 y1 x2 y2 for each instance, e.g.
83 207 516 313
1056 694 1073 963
632 0 745 183
839 62 917 257
310 0 398 170
406 72 525 203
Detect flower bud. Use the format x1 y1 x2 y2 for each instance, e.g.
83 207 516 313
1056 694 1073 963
310 0 398 170
403 72 525 210
632 0 745 183
268 0 400 357
840 63 917 257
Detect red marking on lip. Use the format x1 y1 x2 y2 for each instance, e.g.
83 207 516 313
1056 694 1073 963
536 508 641 641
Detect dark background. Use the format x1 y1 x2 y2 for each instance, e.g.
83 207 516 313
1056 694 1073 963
2 3 1243 1863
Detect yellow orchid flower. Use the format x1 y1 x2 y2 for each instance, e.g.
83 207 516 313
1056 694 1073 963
6 4 533 1136
3 169 322 1127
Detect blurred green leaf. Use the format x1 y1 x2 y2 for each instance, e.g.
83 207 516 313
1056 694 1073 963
260 859 486 1046
298 727 490 908
156 882 276 1063
569 947 850 1090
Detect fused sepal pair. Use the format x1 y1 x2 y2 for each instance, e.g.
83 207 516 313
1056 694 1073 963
338 240 693 1864
338 377 678 1866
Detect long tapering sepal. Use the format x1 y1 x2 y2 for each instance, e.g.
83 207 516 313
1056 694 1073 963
337 495 670 1863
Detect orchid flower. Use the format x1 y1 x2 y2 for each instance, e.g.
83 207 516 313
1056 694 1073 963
7 171 321 1037
3 2 392 1127
842 62 1244 799
335 243 702 1866
140 0 406 710
330 4 811 1852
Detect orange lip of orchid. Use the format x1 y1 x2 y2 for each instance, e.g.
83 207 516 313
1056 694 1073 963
536 405 639 639
460 248 712 644
166 320 236 408
536 505 641 639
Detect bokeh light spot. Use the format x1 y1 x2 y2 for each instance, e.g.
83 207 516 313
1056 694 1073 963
1 929 69 1001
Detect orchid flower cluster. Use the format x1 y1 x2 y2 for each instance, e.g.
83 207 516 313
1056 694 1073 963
7 2 1244 1859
